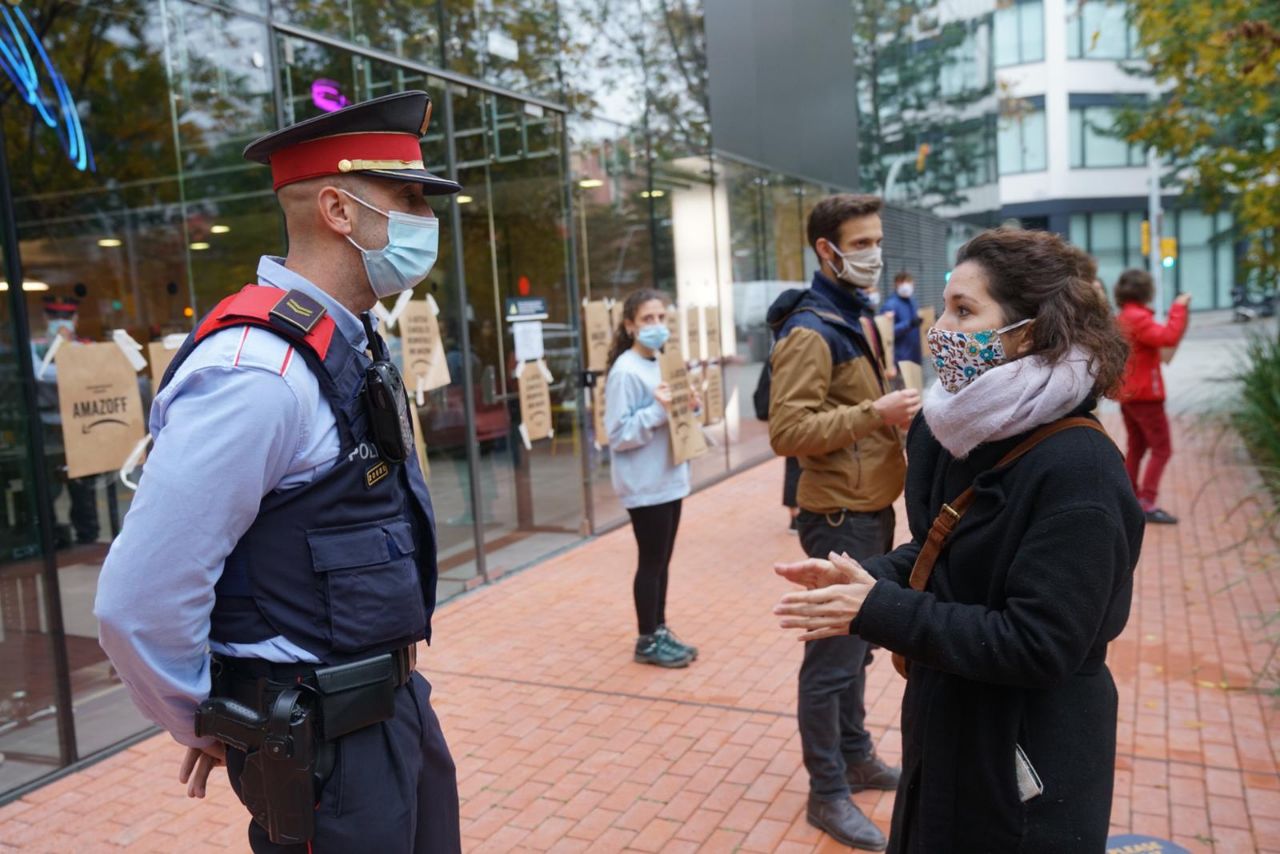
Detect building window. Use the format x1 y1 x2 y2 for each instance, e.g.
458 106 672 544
998 106 1046 174
1068 1 1138 60
994 0 1044 67
1069 105 1143 168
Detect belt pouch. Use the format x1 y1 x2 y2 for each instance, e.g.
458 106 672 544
313 654 397 740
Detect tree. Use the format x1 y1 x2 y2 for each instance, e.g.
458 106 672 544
1117 0 1280 294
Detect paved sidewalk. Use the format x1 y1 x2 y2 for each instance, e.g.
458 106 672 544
2 412 1279 853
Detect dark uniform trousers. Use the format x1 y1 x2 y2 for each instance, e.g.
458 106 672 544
796 506 895 800
226 672 460 853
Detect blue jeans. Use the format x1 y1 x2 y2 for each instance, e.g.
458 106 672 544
796 506 895 800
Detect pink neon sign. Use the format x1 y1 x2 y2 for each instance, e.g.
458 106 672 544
311 79 350 113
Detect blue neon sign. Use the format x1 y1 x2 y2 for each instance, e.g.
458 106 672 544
0 5 94 172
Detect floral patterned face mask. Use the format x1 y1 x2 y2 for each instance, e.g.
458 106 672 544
927 318 1032 393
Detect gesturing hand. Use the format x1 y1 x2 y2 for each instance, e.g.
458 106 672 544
179 741 226 799
774 552 878 641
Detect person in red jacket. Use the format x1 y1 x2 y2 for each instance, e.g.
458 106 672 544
1114 268 1191 524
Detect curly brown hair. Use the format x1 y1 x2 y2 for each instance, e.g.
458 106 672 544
1113 268 1155 306
954 227 1130 399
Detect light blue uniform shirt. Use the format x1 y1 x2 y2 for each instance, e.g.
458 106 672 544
604 349 690 509
95 257 368 748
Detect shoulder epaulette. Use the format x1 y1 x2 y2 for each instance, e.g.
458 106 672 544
196 285 337 360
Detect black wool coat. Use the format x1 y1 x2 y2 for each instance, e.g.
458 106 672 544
855 405 1145 854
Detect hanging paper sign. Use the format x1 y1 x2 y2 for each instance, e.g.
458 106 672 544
608 299 623 334
899 360 923 391
702 363 724 425
703 305 721 360
409 401 430 482
664 304 681 356
685 306 703 363
659 347 706 465
918 306 936 356
147 336 184 385
874 313 896 373
582 300 612 373
401 296 451 400
513 319 544 364
517 360 554 448
592 384 608 449
55 342 146 478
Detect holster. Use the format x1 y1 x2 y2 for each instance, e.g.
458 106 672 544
197 647 410 845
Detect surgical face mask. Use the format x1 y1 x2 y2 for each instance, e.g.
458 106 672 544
342 190 440 299
897 282 915 299
828 244 883 289
635 323 670 351
927 318 1032 393
47 319 75 338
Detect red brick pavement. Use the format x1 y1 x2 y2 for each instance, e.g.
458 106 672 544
1 412 1278 852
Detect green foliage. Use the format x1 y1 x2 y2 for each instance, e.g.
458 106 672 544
1117 0 1280 291
1233 331 1280 500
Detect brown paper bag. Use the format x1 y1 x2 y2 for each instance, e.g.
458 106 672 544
401 299 451 393
409 401 430 481
702 363 725 425
583 300 613 373
592 384 609 448
608 299 623 333
56 342 146 478
874 313 896 373
664 306 682 356
918 306 936 357
517 360 553 443
659 347 707 464
703 306 721 360
899 360 923 391
147 341 180 385
685 306 702 362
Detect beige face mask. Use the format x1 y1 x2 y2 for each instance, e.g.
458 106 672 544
829 244 884 289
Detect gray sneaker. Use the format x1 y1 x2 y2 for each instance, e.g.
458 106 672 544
655 625 698 660
806 794 887 851
846 754 901 793
635 634 691 668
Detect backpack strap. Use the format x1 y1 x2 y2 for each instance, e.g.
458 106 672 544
891 416 1113 678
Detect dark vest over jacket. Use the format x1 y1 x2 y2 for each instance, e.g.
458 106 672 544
161 286 438 665
854 405 1144 853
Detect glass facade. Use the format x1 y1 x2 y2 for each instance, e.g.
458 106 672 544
994 0 1044 67
0 0 872 797
1069 105 1143 168
1069 209 1237 310
997 104 1047 174
1067 1 1138 60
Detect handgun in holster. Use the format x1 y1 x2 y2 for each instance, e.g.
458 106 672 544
196 687 318 845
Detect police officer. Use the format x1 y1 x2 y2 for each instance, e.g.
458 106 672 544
95 91 462 853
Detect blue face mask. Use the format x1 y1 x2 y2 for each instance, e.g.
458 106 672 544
342 190 440 299
47 319 75 338
636 323 670 351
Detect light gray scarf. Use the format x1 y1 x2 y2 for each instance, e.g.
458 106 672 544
922 346 1096 459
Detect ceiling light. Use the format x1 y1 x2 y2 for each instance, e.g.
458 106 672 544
98 238 122 248
190 242 210 251
456 195 473 204
0 281 50 291
210 225 231 234
640 190 665 198
578 179 604 189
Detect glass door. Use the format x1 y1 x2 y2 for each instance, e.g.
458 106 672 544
449 87 585 580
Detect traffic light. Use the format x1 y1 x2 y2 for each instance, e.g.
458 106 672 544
1141 220 1150 255
1160 237 1177 268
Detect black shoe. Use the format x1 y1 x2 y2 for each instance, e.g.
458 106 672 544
806 794 887 851
656 625 697 661
846 754 900 793
1144 508 1178 525
635 634 691 668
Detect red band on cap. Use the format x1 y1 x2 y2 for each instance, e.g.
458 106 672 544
269 132 423 190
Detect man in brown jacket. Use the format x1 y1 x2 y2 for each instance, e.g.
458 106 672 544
768 194 920 851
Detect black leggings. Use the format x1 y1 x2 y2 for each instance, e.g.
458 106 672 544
626 499 683 636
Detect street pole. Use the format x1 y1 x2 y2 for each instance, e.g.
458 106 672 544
1147 147 1164 320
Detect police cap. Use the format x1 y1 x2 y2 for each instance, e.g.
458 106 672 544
243 91 461 196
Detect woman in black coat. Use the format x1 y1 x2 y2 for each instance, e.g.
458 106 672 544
775 227 1145 853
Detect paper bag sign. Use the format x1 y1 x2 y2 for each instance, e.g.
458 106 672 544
685 306 702 362
147 341 180 385
400 297 451 399
899 360 924 391
583 300 613 373
703 307 721 360
517 360 554 446
702 363 725 425
664 305 681 356
918 306 936 356
56 343 146 478
874 313 896 372
659 347 707 465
